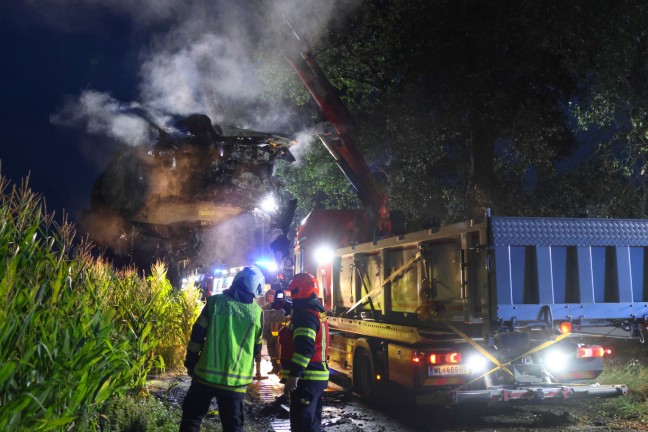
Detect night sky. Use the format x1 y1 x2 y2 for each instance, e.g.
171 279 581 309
1 3 137 222
0 0 344 226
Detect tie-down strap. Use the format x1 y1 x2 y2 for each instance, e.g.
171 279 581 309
343 252 422 317
447 323 571 390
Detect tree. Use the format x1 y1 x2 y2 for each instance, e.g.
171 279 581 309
264 0 648 229
273 135 361 219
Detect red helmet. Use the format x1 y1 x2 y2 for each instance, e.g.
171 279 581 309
288 273 319 300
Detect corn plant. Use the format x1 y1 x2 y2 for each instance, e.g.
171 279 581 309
0 173 202 431
152 269 203 372
0 177 135 430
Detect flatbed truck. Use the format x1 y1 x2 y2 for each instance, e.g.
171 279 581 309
296 212 645 404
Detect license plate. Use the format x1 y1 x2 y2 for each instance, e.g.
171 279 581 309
429 365 469 376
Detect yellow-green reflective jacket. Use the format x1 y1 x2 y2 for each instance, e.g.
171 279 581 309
194 294 263 388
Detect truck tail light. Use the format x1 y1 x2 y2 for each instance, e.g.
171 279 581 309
446 352 462 363
427 352 462 364
559 322 572 334
577 345 605 358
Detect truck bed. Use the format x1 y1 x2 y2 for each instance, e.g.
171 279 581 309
491 216 648 324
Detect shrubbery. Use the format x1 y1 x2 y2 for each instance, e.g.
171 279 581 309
95 395 180 432
0 174 203 431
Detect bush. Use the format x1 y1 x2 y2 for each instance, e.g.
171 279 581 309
97 395 180 432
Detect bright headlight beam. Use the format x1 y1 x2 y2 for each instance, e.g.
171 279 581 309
544 350 568 372
255 260 278 272
314 245 334 265
467 355 488 373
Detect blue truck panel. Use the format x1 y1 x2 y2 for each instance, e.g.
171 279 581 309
491 216 648 323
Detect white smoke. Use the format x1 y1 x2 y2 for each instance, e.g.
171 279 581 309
194 213 260 270
139 32 261 123
50 90 155 146
288 129 322 165
46 0 361 132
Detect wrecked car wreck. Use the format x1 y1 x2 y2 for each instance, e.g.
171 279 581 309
83 113 297 284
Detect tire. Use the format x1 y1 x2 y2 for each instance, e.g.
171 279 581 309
353 348 377 400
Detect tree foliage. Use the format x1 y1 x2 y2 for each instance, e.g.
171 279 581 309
264 0 648 228
274 136 361 219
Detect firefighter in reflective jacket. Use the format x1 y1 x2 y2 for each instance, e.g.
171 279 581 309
278 273 330 432
180 266 264 432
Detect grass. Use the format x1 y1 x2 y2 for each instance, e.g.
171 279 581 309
96 394 266 432
578 338 648 425
86 395 181 432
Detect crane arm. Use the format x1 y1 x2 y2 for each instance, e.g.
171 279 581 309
283 40 391 237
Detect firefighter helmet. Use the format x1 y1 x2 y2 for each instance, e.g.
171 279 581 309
232 266 265 297
288 273 319 300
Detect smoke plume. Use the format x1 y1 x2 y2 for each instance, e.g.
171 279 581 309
47 0 360 132
43 0 362 272
50 91 158 146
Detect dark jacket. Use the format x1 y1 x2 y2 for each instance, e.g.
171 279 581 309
279 297 330 380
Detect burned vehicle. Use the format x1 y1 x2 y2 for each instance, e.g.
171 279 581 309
84 113 297 284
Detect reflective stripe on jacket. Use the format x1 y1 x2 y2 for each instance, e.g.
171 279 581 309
194 294 263 388
279 309 330 381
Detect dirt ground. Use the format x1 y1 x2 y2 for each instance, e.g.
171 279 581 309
148 356 648 432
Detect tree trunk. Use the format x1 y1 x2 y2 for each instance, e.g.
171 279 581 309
467 113 495 220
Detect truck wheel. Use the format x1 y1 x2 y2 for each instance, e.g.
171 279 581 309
353 348 377 400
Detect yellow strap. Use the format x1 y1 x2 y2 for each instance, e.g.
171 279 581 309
509 331 571 360
381 252 422 288
447 323 513 377
344 252 422 316
448 324 572 391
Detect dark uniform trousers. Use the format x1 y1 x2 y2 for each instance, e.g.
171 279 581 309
179 380 245 432
289 379 328 432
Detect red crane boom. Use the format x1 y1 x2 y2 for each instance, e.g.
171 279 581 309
283 36 391 239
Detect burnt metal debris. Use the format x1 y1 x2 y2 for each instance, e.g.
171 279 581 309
83 113 297 284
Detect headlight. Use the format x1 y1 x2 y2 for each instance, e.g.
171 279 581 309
467 355 489 374
543 349 569 372
314 245 334 265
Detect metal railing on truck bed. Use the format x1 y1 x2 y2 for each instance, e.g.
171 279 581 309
491 216 648 332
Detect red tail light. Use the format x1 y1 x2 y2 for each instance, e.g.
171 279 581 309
428 352 461 364
577 345 605 358
446 352 462 363
412 354 422 364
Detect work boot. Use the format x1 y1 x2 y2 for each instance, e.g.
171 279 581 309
273 393 289 406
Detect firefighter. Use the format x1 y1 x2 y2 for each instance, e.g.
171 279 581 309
180 266 264 432
261 289 282 374
278 273 330 432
